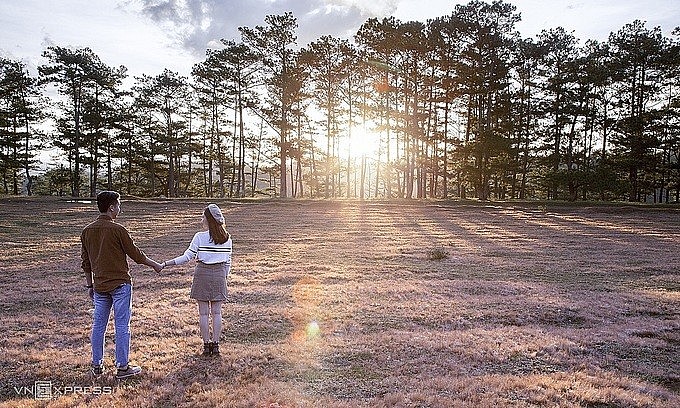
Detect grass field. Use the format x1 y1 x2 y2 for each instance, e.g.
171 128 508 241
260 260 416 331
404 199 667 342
0 197 678 407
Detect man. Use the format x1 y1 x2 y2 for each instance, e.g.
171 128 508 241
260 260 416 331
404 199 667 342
81 191 162 379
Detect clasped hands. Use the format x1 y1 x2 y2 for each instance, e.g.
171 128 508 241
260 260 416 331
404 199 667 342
151 260 166 274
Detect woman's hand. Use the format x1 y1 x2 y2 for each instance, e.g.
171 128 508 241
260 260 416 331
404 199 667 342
152 260 164 274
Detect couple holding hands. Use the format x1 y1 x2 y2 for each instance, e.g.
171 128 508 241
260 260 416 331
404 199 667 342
80 191 233 379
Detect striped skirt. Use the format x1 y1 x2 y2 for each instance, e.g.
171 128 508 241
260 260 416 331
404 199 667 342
190 262 230 301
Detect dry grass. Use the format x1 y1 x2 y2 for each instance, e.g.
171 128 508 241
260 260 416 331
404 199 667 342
0 197 678 407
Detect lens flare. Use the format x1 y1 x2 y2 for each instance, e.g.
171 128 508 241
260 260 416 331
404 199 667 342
306 321 320 338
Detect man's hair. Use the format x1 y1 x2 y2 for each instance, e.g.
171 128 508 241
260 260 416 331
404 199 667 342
97 191 120 213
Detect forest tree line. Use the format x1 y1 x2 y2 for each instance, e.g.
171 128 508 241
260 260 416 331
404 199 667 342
1 0 679 201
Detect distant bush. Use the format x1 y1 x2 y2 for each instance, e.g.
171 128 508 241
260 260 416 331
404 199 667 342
427 247 448 261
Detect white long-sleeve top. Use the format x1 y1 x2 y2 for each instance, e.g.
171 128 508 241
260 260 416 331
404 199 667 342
171 231 233 266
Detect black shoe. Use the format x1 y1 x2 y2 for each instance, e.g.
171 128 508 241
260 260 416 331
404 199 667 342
116 364 142 379
211 342 220 356
90 363 104 377
202 343 212 356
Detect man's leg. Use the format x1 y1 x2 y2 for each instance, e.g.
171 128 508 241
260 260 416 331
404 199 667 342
111 283 132 368
111 283 141 379
91 291 112 368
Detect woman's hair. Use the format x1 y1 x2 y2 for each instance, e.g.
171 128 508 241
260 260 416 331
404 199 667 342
204 207 230 244
97 191 120 213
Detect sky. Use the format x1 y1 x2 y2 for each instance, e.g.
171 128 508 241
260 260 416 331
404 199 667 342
1 0 678 80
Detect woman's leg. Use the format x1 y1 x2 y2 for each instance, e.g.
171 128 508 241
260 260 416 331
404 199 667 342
210 301 223 343
197 301 210 343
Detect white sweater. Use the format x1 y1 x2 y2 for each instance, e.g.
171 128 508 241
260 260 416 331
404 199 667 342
171 231 233 266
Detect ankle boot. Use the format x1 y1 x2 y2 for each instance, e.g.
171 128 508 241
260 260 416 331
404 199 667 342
211 342 220 356
202 342 211 356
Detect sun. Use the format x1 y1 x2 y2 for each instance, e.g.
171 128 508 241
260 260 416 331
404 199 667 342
341 125 381 160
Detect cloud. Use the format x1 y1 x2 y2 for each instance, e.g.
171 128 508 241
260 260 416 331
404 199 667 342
124 0 397 56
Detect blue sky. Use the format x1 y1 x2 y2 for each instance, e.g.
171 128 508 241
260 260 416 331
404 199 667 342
1 0 678 79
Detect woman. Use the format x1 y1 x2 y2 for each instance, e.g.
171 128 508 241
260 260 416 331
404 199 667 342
161 203 232 356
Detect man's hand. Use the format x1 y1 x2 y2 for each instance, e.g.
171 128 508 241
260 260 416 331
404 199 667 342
152 260 164 274
145 257 164 274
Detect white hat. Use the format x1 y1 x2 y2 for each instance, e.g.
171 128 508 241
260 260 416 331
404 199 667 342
207 204 225 224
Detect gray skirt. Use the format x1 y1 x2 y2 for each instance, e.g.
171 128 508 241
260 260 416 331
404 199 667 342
190 262 229 301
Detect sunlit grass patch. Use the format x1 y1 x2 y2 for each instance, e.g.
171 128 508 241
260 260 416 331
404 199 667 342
224 313 294 344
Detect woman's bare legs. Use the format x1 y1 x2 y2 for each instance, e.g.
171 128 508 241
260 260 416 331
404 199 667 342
210 301 223 343
197 301 210 343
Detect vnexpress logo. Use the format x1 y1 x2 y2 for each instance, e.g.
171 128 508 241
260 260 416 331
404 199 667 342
13 381 53 400
34 381 53 400
13 380 114 399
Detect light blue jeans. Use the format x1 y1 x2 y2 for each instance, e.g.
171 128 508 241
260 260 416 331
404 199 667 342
91 283 132 368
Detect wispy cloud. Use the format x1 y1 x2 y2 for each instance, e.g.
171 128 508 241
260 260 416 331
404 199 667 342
124 0 398 56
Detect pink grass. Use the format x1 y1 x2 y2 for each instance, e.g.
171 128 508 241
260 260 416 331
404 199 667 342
0 198 678 407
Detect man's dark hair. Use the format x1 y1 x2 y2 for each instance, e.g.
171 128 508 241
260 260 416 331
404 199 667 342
97 191 120 213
